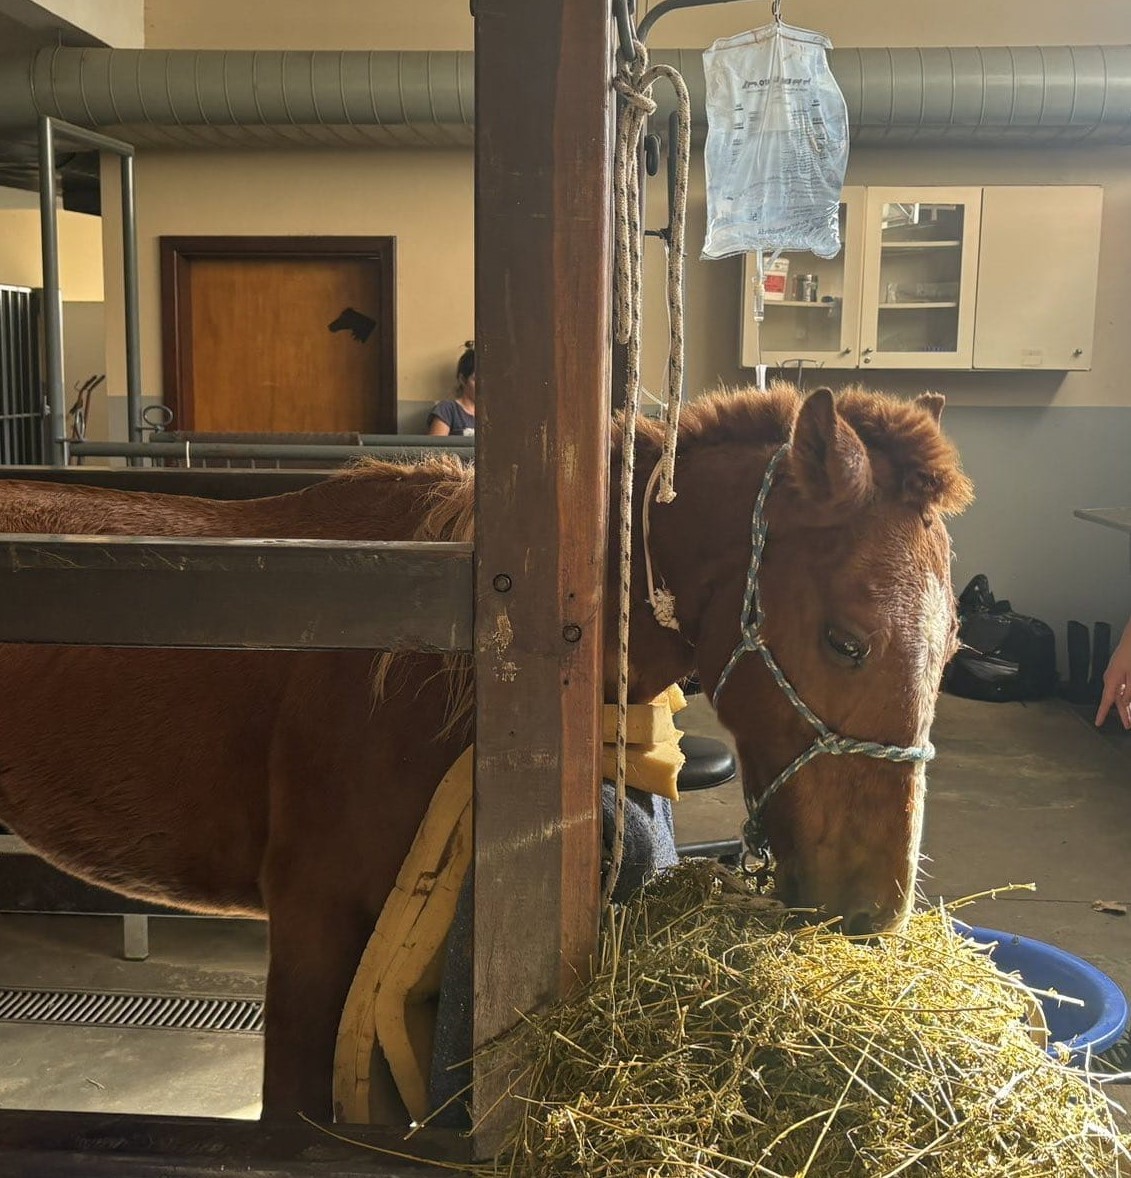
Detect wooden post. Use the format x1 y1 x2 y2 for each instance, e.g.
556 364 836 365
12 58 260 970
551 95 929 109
472 0 613 1155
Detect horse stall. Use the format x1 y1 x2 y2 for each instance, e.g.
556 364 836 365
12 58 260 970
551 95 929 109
3 2 1131 1175
0 0 611 1172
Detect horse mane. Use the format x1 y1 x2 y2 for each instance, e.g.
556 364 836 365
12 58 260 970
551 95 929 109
364 455 475 741
633 382 973 515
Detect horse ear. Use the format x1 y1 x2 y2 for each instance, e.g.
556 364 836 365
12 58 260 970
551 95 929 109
914 392 945 424
789 388 873 511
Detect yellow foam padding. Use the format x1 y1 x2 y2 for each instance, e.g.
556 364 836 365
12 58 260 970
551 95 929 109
333 684 689 1123
600 683 688 802
333 745 473 1125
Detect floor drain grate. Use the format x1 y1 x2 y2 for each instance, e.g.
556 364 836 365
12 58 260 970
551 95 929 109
0 988 263 1034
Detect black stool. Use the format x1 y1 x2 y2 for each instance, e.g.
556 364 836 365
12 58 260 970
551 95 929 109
674 732 743 866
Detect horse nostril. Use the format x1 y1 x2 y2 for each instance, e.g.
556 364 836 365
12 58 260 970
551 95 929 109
844 909 877 938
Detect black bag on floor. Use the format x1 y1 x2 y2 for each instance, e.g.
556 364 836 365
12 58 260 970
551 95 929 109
943 574 1058 703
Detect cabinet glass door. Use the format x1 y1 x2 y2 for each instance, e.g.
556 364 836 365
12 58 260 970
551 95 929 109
859 187 982 369
739 187 865 373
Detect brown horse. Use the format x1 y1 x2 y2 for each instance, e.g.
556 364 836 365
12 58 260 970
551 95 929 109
0 385 971 1120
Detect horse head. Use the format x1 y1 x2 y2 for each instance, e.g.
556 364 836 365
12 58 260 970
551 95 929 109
619 384 973 935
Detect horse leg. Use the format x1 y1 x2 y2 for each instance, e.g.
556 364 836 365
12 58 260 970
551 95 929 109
260 889 375 1121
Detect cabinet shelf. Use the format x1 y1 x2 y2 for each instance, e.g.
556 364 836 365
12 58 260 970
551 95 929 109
881 240 962 251
878 301 958 310
766 299 840 309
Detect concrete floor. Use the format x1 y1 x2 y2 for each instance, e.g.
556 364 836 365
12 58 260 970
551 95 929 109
0 691 1128 1120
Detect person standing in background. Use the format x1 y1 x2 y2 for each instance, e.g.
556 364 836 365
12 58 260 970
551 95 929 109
427 342 476 436
1096 616 1131 728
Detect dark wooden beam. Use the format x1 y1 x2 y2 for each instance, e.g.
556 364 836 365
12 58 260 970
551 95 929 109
472 0 612 1155
0 536 472 651
0 1109 463 1176
0 850 188 917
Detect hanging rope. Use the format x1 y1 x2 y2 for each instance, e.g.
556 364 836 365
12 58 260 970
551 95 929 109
603 41 692 909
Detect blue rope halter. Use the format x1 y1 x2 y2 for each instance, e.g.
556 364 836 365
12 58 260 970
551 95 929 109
710 442 936 867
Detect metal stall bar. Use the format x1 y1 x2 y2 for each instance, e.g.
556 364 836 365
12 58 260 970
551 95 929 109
68 439 473 464
471 0 612 1154
0 288 14 463
0 465 333 496
38 117 143 463
0 286 45 466
0 535 472 651
148 433 472 448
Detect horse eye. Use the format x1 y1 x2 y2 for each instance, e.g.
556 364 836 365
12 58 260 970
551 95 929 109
825 626 870 665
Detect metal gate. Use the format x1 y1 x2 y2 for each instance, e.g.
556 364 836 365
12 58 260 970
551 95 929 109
0 286 44 465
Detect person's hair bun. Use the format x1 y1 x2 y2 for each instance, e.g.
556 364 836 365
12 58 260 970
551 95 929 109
463 340 474 351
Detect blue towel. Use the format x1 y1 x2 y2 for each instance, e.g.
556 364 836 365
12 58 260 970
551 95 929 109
427 783 678 1128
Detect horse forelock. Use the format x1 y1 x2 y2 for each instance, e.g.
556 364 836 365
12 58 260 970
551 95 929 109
630 383 973 517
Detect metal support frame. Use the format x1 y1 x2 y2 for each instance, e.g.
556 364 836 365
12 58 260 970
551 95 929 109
0 465 332 496
67 437 472 465
38 117 143 465
121 915 149 961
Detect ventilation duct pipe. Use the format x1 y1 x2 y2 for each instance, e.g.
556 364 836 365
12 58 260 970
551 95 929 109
0 45 1130 148
0 48 476 148
657 45 1131 145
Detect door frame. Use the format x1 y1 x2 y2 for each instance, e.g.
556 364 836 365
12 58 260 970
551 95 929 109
160 235 398 434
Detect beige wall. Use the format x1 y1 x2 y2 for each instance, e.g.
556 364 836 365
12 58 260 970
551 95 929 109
642 146 1131 408
104 0 1131 433
0 208 104 300
643 0 1131 48
142 0 1131 52
630 0 1131 408
100 149 473 431
32 0 144 46
144 0 473 50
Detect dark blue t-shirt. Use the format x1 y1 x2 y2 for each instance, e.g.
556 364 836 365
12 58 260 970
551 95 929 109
428 400 475 435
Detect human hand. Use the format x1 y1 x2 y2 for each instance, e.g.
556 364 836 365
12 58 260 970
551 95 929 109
1096 618 1131 728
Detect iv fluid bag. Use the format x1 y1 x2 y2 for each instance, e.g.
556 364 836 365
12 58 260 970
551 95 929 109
701 23 849 261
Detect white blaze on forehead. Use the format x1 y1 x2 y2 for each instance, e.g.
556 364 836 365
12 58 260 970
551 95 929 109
913 571 952 744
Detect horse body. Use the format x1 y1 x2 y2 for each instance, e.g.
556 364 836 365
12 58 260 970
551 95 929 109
0 466 469 1116
0 386 972 1119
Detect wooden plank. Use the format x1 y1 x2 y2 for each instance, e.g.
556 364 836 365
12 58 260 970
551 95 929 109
471 0 612 1155
0 1109 463 1176
0 536 472 651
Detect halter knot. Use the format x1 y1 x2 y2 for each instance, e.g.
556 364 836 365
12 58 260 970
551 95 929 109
815 731 845 755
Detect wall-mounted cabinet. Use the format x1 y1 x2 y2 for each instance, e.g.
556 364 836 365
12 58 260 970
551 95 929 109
740 185 1102 373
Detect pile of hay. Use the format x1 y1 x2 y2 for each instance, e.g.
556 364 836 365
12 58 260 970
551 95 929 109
483 861 1127 1177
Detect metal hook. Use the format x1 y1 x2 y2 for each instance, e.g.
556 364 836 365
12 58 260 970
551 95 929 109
771 0 782 21
612 0 638 62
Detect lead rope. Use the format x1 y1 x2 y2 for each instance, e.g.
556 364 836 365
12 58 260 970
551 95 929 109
604 41 691 908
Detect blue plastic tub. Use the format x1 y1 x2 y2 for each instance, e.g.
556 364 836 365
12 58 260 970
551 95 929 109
962 924 1129 1063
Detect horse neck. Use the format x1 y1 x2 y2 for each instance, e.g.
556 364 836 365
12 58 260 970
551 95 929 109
249 467 450 541
604 434 772 703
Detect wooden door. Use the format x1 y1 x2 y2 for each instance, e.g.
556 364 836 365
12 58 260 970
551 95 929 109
162 237 397 434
